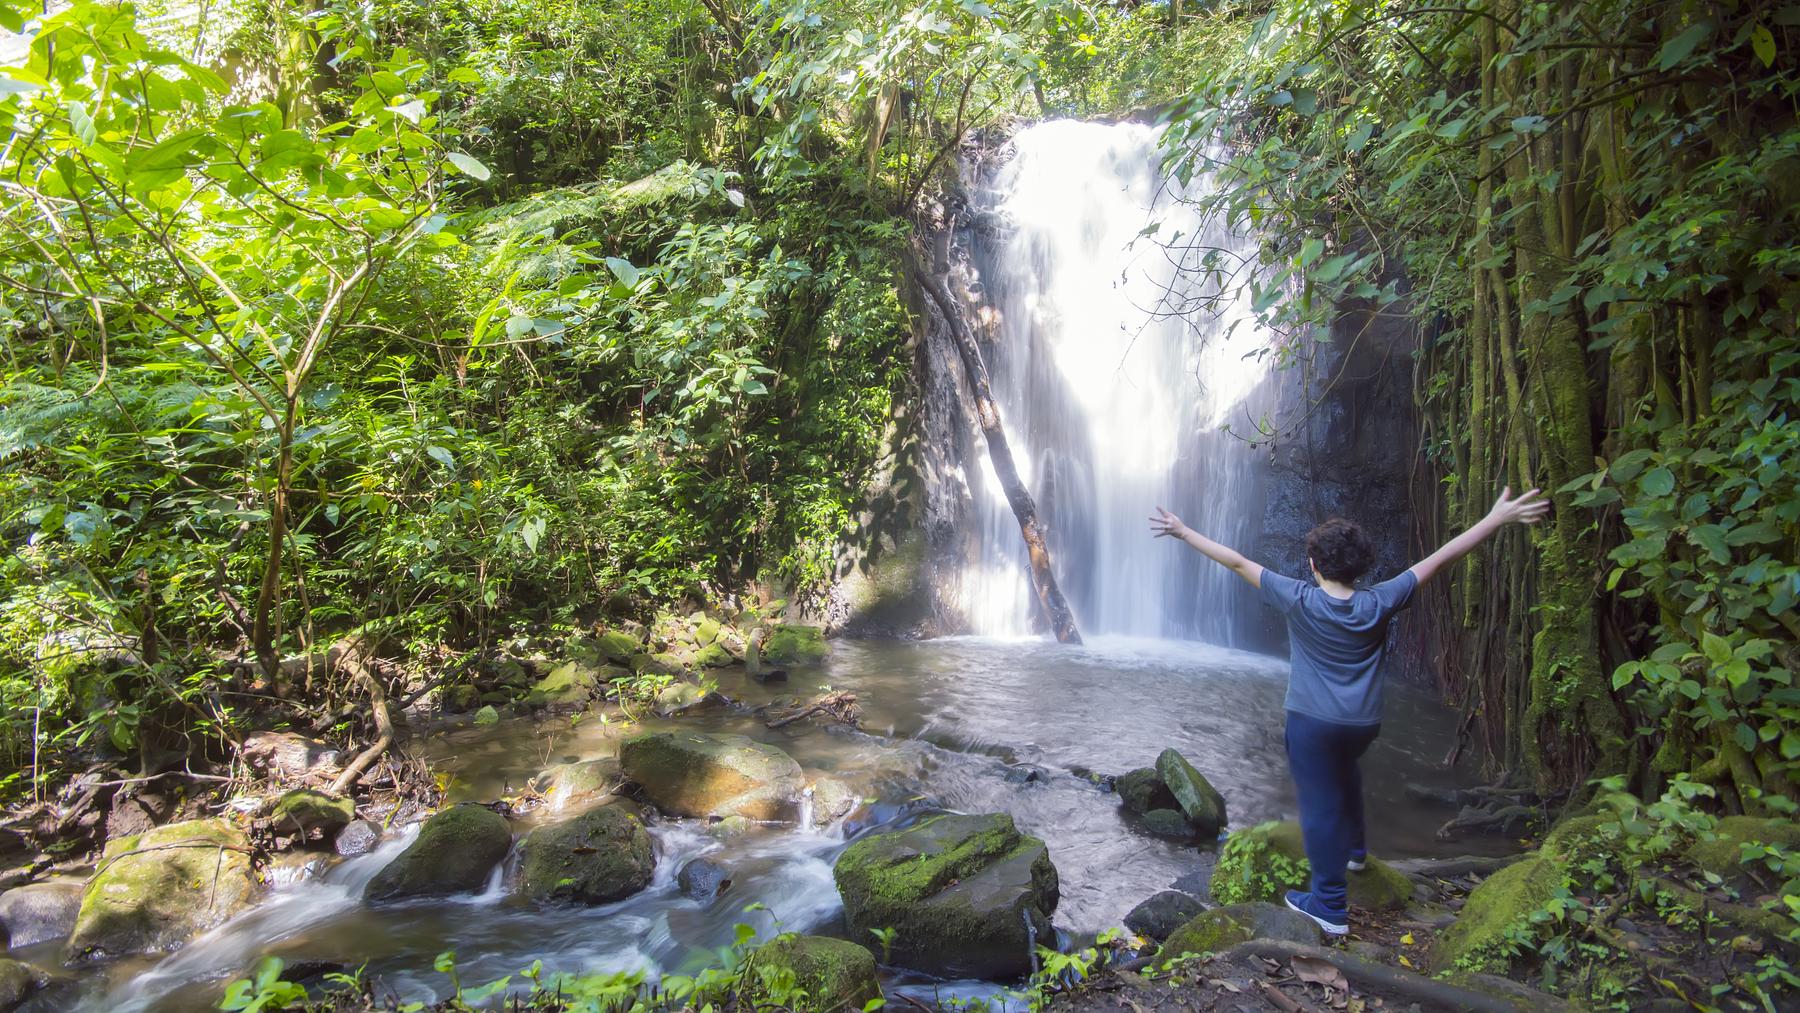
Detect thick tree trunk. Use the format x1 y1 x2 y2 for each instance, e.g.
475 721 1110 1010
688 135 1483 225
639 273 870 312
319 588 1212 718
908 252 1082 644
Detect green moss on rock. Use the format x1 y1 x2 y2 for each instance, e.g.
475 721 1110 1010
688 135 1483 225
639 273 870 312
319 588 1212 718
364 804 513 903
752 934 882 1012
694 642 736 668
762 625 828 665
595 630 643 664
524 661 601 709
1684 815 1800 894
517 804 654 905
833 812 1058 979
1541 813 1624 864
1159 901 1319 958
1156 749 1227 837
1208 821 1411 910
270 789 355 840
1431 855 1563 974
68 818 263 960
1141 809 1193 839
619 731 804 821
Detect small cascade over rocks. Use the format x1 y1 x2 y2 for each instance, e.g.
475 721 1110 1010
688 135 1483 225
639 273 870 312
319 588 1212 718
961 119 1275 643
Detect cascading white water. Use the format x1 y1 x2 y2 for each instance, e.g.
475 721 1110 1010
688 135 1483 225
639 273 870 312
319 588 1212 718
963 120 1273 643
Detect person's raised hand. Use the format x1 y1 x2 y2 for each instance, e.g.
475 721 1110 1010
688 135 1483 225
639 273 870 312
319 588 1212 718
1149 506 1188 539
1487 486 1550 526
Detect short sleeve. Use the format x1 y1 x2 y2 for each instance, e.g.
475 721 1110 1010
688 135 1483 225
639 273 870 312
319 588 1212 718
1370 570 1419 618
1258 571 1307 615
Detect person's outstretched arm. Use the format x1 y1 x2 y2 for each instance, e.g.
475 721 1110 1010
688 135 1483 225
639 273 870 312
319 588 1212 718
1407 486 1549 586
1149 506 1265 588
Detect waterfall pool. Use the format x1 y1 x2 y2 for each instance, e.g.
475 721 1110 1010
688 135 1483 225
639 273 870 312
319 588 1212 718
55 636 1500 1011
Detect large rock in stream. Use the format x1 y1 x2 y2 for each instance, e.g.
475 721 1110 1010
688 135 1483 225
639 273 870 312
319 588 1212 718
516 803 654 905
833 812 1058 980
67 819 264 960
1155 748 1227 837
619 731 804 821
364 804 513 903
1159 901 1320 958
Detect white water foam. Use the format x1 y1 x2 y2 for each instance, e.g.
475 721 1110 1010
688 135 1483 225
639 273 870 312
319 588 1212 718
965 119 1275 644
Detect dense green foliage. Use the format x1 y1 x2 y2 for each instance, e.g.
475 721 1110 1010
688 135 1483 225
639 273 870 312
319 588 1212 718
0 0 911 777
1152 1 1798 816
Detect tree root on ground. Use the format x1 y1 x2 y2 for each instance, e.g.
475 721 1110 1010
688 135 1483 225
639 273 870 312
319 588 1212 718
1211 939 1569 1013
325 640 394 797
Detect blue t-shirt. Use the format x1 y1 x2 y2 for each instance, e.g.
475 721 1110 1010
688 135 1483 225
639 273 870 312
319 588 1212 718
1258 569 1418 726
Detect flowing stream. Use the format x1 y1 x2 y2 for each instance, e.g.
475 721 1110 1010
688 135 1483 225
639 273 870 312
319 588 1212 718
40 122 1486 1010
52 639 1496 1011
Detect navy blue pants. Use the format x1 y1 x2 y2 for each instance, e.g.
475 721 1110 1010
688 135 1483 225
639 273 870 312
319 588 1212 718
1284 710 1381 916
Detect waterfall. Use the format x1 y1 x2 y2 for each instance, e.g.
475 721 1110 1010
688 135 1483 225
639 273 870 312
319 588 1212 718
962 120 1274 643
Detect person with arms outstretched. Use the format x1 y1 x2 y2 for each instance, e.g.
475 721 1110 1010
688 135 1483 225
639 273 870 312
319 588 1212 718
1149 487 1548 934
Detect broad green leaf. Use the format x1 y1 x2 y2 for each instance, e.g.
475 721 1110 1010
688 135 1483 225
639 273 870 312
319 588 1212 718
1657 20 1714 70
446 152 491 181
1638 466 1675 498
1752 24 1777 67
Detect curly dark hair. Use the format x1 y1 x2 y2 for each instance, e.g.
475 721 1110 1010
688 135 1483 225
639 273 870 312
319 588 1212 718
1306 517 1375 583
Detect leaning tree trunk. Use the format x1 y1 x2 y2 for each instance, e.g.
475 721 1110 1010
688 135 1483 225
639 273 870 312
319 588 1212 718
908 251 1082 644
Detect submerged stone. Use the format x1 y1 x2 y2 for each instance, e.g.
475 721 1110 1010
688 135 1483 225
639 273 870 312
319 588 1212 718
364 804 512 903
752 933 882 1012
1155 749 1227 837
619 731 804 821
0 958 41 1010
1208 821 1412 910
833 812 1059 979
532 759 619 808
68 819 263 960
1160 901 1320 958
1141 809 1195 839
517 804 654 905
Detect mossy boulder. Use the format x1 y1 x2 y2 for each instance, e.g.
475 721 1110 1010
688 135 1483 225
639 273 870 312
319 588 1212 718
517 804 654 905
1208 821 1411 910
595 630 643 664
833 812 1059 979
1541 813 1625 864
752 934 882 1012
1155 749 1227 837
0 959 41 1010
269 789 355 843
1114 767 1176 814
1160 901 1320 958
693 618 723 646
630 652 689 677
694 642 736 668
1432 854 1563 974
68 818 263 959
524 661 601 709
654 682 713 716
364 804 512 903
1683 816 1800 895
619 731 805 821
762 624 828 665
473 705 500 725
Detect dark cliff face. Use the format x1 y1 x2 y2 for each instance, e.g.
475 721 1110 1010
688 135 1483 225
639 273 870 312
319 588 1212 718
1245 301 1432 684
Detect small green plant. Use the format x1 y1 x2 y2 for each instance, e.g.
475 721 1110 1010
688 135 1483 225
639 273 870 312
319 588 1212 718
218 957 308 1012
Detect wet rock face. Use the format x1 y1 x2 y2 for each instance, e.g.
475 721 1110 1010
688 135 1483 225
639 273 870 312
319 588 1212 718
0 879 84 949
619 731 805 822
516 804 654 905
833 812 1059 980
1251 300 1427 678
269 789 355 845
0 958 42 1010
335 820 381 857
677 858 731 901
752 934 882 1012
67 819 264 960
364 804 513 904
1122 890 1206 941
531 759 619 810
1155 749 1228 837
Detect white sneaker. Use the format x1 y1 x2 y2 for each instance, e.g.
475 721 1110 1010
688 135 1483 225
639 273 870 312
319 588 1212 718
1347 851 1369 872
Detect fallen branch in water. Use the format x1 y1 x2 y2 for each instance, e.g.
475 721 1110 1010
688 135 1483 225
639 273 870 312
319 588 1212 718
762 691 861 729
